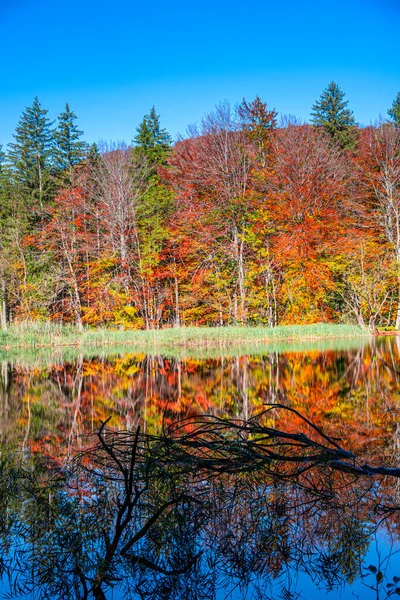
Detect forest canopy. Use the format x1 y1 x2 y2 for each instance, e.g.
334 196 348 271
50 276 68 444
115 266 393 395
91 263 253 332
0 84 399 332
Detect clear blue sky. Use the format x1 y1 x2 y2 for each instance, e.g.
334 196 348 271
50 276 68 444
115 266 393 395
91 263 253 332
0 0 399 146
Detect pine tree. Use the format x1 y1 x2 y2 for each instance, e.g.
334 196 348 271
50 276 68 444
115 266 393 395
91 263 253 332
133 106 172 165
388 92 400 128
239 96 277 166
311 82 356 149
8 97 55 209
55 103 87 185
0 146 21 330
133 108 174 277
0 146 8 329
87 142 101 165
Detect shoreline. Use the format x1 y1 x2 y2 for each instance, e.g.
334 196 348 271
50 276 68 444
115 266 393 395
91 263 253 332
0 323 372 351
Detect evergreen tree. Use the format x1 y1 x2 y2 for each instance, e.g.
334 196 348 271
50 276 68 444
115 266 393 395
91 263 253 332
8 97 55 208
86 142 101 167
311 82 356 149
133 108 174 270
0 146 8 329
0 145 24 330
388 92 400 128
133 106 172 165
55 103 87 184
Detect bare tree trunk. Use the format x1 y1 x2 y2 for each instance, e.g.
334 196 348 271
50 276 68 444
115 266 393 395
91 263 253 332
64 248 83 331
174 275 180 328
233 290 238 323
120 231 127 264
265 269 277 328
0 271 7 331
396 270 400 330
38 156 43 210
233 227 246 324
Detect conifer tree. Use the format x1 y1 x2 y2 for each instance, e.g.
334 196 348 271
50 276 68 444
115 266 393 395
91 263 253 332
55 103 87 184
8 97 55 209
0 146 9 329
87 142 101 166
311 82 356 149
133 108 174 280
0 146 21 330
133 106 172 165
388 92 400 128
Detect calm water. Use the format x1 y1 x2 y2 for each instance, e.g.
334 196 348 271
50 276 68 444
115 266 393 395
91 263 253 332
0 335 400 599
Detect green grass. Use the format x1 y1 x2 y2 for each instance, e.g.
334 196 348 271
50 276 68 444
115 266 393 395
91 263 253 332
0 321 368 353
0 337 374 367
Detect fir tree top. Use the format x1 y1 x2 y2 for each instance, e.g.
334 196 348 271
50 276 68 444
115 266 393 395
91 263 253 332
7 96 55 206
388 92 400 128
55 103 87 184
311 82 356 149
8 97 54 168
133 106 172 165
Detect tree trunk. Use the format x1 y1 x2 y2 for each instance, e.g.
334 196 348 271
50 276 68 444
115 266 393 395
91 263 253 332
233 227 246 324
0 272 7 331
395 273 400 330
174 275 180 328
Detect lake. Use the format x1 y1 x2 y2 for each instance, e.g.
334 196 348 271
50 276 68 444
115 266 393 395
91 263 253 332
0 335 399 599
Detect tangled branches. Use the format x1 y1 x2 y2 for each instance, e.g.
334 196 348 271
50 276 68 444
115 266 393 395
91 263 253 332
2 405 400 600
79 403 400 488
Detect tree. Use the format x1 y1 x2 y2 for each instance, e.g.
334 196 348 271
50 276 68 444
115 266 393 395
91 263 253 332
133 109 174 326
88 142 149 265
238 96 277 166
86 142 101 167
41 187 89 329
388 92 400 128
8 97 55 209
0 146 10 330
84 143 151 327
357 124 400 328
311 82 356 149
55 103 87 185
133 106 172 165
164 101 255 324
339 235 394 330
267 123 348 323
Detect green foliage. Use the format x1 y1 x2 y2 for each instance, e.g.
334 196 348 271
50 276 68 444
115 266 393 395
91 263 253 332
8 96 55 208
0 95 398 332
0 322 367 355
86 141 100 164
388 92 400 128
133 106 172 165
238 95 277 160
54 103 87 184
137 180 174 260
311 81 356 149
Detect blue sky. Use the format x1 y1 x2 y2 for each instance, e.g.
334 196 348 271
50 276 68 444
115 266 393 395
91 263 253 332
0 0 399 146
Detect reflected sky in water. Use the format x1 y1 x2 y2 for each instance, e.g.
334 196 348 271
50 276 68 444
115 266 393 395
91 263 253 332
0 336 400 599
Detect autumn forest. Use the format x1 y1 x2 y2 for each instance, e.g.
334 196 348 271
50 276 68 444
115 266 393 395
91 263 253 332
1 82 400 333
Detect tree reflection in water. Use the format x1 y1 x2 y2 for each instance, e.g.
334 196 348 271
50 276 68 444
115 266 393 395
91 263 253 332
1 406 400 600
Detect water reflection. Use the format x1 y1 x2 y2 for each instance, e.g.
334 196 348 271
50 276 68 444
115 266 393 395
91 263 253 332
0 336 399 598
1 411 400 600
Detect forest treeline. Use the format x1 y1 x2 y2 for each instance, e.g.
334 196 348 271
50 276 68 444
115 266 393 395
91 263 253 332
1 83 400 331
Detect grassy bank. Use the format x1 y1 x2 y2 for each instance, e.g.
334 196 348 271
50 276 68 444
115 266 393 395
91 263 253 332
0 337 375 367
0 322 369 352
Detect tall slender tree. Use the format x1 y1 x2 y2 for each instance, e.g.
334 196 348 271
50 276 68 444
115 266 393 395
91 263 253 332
311 82 356 149
0 146 9 330
132 108 175 326
133 106 172 165
55 103 87 185
239 96 277 168
388 92 400 128
8 97 55 209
